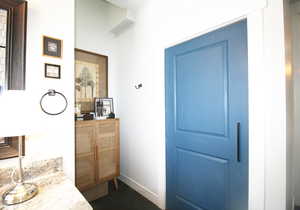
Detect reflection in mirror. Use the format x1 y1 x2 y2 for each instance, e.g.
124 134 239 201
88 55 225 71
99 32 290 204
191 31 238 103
0 0 27 92
0 8 7 92
0 137 8 147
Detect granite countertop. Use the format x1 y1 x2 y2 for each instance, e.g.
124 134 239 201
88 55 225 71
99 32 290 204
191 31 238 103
0 158 92 210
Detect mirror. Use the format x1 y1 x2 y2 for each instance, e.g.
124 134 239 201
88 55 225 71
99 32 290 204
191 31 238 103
0 9 7 92
0 0 27 158
0 0 27 92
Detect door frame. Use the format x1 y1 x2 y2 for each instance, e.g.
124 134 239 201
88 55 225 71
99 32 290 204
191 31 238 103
161 9 267 210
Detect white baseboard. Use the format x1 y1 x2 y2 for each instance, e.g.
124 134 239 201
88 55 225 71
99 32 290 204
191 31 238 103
119 174 164 209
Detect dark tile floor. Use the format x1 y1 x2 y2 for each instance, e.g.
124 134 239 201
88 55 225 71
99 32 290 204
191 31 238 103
90 180 161 210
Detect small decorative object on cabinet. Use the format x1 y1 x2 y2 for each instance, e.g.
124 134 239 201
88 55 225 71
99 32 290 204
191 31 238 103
75 119 120 200
108 112 115 119
95 98 114 119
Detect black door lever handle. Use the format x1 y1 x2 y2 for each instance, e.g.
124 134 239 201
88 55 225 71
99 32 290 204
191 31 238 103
237 122 241 162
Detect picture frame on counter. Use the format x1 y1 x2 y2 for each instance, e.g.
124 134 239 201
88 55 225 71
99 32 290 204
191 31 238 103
45 63 61 79
95 98 114 119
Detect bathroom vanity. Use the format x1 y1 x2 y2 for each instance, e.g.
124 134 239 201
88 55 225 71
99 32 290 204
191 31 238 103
0 158 92 210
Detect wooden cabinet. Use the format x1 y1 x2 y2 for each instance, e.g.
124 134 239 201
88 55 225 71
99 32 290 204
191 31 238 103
75 119 120 192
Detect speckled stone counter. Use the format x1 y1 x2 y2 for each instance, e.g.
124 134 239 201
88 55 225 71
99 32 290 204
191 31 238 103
0 158 92 210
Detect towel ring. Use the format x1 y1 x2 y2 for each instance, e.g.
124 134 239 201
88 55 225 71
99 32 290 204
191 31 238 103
40 89 68 116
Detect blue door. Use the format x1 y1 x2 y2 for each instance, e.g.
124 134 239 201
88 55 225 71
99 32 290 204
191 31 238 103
165 20 248 210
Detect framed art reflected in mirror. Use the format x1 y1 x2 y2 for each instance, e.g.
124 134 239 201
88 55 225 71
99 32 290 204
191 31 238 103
0 136 25 160
75 49 108 113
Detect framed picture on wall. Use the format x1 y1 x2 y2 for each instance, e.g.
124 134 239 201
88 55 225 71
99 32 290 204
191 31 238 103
43 36 63 58
45 63 61 79
75 49 108 113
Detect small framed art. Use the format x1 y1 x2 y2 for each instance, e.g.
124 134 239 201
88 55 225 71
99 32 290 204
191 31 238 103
95 98 114 119
43 36 62 58
45 63 61 79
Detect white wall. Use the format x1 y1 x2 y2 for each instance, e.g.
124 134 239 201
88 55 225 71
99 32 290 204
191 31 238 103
292 1 300 207
0 0 75 181
76 0 289 209
113 0 288 210
75 0 124 110
284 0 294 209
76 0 120 55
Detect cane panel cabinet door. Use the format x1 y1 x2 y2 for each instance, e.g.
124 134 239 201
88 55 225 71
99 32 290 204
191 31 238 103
95 119 120 183
75 124 96 191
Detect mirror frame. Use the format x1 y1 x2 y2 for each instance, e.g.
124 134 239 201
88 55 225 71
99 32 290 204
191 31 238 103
0 0 27 90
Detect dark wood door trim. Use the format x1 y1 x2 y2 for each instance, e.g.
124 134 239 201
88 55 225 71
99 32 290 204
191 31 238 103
0 0 27 90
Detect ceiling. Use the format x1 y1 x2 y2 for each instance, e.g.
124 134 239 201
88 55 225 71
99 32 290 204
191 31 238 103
104 0 146 10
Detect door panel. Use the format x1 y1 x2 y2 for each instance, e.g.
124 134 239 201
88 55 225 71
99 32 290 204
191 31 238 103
176 41 228 137
166 20 248 210
176 149 229 210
